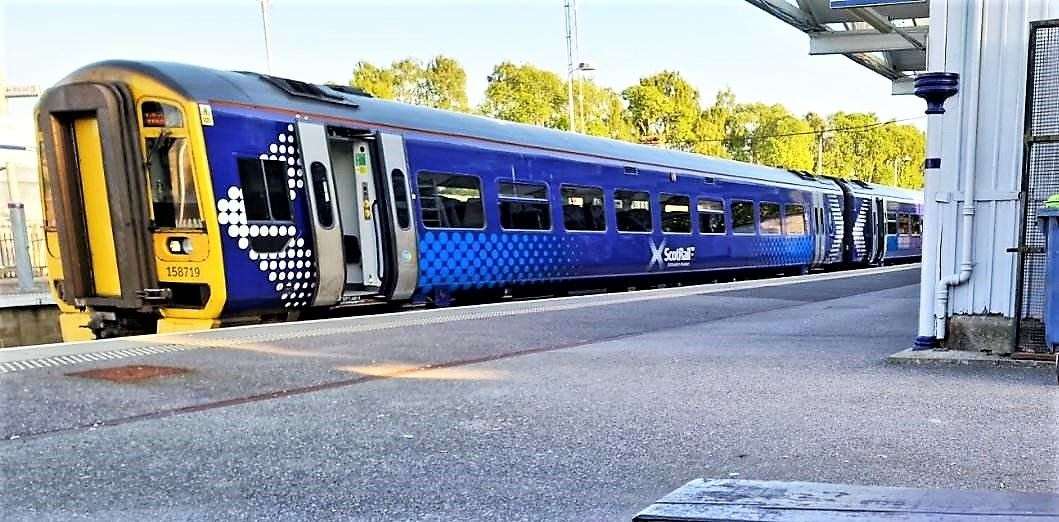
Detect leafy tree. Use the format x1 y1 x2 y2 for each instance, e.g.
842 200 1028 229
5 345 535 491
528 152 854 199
724 102 814 170
573 79 635 140
480 62 567 128
819 112 925 188
423 56 469 112
692 88 736 157
350 55 469 112
623 71 700 150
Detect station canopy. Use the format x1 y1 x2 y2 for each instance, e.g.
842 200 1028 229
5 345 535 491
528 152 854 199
745 0 928 94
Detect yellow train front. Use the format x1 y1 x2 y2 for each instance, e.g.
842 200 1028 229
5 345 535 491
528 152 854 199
36 61 418 340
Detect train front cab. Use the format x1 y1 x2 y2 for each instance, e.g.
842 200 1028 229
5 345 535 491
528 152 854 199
37 68 228 340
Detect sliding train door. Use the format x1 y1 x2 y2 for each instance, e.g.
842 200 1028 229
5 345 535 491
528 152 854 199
295 121 344 306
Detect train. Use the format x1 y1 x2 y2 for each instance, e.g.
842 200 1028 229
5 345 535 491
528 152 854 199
35 60 923 340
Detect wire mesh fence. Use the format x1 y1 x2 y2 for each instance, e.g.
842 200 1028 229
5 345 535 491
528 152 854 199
0 225 48 280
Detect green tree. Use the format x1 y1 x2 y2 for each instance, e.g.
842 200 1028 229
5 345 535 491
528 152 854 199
692 88 737 157
819 112 925 188
623 71 700 150
573 79 635 140
480 62 567 128
350 55 469 112
422 56 469 112
725 102 814 170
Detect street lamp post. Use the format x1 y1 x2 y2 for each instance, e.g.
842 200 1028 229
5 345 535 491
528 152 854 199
259 0 274 74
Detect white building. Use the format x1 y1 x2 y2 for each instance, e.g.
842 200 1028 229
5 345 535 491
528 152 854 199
750 0 1058 356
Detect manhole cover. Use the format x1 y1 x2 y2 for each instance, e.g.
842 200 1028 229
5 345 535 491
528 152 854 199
67 365 190 383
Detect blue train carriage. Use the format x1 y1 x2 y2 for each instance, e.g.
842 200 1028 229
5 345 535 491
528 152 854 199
872 184 924 261
35 60 876 340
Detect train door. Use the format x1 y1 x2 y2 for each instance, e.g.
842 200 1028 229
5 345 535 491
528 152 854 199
871 198 887 263
37 82 157 313
325 131 383 295
295 122 344 306
810 193 827 267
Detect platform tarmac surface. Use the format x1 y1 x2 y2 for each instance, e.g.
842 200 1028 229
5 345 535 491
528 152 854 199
1 265 1056 520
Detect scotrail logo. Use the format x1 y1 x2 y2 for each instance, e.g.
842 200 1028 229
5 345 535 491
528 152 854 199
648 239 696 270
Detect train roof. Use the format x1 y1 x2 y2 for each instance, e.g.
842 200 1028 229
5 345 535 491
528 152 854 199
59 60 915 196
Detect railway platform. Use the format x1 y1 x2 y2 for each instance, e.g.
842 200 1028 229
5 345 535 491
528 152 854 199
1 264 1056 520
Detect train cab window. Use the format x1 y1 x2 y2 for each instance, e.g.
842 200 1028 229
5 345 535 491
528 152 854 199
309 162 334 228
898 213 912 235
614 189 652 232
784 204 807 235
732 200 755 234
238 158 292 222
698 198 726 234
145 136 202 229
660 194 691 234
759 202 782 235
561 185 606 231
499 180 550 231
417 172 485 229
390 169 411 229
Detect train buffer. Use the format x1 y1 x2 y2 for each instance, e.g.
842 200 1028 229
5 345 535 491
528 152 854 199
634 478 1059 521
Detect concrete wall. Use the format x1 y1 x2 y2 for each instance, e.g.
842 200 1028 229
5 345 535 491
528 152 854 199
0 305 60 347
922 0 1059 349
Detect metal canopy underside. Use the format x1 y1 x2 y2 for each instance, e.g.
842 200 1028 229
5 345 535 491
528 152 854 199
745 0 928 94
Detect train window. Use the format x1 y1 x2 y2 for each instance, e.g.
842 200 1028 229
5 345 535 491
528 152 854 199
390 169 411 230
237 158 292 222
784 204 806 235
898 213 912 235
614 189 652 232
660 193 691 234
911 214 923 236
887 212 899 234
561 185 606 231
309 162 334 229
697 198 726 234
759 202 782 235
417 172 485 229
145 136 202 229
498 180 551 231
732 200 755 234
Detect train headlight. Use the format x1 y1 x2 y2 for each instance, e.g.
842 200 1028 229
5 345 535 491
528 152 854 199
167 237 193 255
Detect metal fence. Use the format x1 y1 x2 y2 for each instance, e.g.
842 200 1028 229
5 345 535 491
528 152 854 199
1015 21 1059 353
0 225 48 279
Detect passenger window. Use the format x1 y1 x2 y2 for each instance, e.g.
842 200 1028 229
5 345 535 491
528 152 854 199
499 180 550 231
784 204 806 235
614 189 652 232
898 213 912 235
237 157 291 222
759 202 782 235
911 214 923 236
731 200 755 234
561 185 606 231
416 172 485 229
887 212 899 234
698 198 726 234
309 162 334 229
660 194 691 234
390 169 411 229
146 136 202 228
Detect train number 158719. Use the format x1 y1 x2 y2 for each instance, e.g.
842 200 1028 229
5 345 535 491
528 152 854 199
165 265 201 279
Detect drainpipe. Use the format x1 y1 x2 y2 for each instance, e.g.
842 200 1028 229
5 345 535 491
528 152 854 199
912 84 964 347
928 3 981 343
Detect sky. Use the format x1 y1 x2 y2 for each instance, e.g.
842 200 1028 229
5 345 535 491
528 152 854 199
1 0 924 142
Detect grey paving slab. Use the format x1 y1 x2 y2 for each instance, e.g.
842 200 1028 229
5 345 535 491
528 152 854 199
1 266 1055 521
